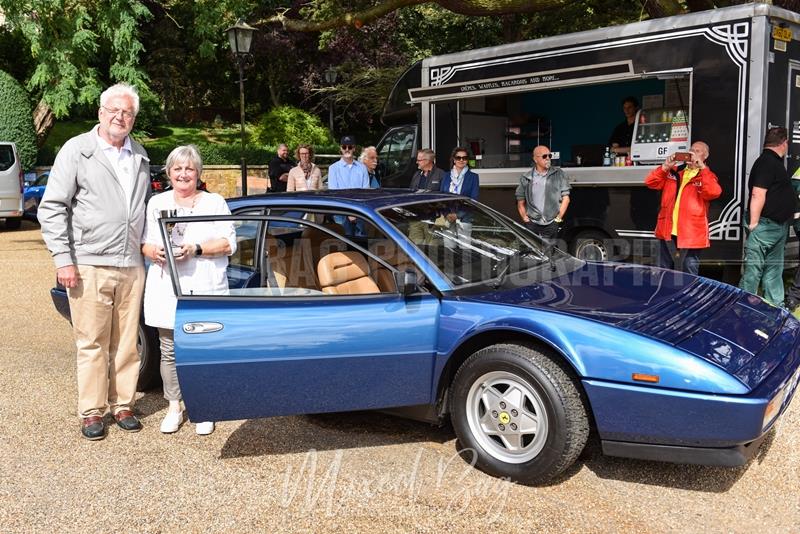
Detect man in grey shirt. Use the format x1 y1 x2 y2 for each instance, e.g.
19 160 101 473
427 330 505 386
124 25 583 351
515 145 570 240
39 83 150 440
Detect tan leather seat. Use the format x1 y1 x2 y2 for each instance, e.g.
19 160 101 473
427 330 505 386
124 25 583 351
317 251 380 295
368 239 424 292
264 235 287 288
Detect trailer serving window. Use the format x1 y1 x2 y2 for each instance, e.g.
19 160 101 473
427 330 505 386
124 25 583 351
415 70 691 169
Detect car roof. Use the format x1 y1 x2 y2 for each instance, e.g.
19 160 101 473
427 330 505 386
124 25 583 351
227 188 458 212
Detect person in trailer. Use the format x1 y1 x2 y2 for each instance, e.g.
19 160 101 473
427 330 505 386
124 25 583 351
609 96 639 156
644 141 721 274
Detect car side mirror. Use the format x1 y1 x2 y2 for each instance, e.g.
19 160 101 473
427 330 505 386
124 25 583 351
393 269 418 295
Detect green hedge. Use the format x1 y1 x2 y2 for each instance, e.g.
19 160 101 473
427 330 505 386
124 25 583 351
255 105 333 148
143 142 275 166
0 70 36 169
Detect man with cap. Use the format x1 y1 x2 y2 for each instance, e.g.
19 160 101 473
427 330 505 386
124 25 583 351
327 135 370 235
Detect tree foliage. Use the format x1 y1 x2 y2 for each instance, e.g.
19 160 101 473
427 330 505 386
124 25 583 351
0 0 153 140
0 70 37 169
254 105 333 147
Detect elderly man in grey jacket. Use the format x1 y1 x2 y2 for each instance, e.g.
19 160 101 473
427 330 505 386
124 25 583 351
515 145 571 240
39 83 150 440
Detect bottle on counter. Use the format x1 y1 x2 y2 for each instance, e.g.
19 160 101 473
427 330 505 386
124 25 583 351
603 147 612 166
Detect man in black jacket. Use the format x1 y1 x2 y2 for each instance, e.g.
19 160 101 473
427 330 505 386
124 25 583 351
410 149 446 192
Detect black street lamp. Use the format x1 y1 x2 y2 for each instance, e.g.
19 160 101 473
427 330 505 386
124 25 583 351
324 67 338 135
226 18 257 196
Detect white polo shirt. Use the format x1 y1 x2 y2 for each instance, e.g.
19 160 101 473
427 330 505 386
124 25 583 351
95 125 135 211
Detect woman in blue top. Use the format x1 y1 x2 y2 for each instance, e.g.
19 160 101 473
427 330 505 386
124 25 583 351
440 147 479 200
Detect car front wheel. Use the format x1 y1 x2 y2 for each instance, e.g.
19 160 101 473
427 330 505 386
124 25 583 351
450 343 589 485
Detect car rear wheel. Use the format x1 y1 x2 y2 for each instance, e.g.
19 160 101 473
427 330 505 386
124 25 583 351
450 343 589 485
137 324 162 391
569 230 609 261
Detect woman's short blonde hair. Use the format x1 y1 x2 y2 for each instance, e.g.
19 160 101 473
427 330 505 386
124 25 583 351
166 144 204 180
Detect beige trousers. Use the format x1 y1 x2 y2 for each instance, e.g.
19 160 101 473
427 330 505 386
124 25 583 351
67 265 145 418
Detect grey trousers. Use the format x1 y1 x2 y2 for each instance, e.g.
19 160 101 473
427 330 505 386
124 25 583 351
158 328 182 402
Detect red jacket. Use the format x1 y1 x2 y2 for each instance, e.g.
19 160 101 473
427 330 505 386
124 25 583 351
644 165 722 249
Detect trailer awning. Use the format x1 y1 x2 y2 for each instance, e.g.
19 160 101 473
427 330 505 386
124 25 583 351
408 61 634 103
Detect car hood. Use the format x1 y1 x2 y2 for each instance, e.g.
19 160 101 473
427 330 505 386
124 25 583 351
464 262 788 382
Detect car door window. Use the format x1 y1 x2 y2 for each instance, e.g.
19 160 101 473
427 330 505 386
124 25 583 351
164 213 407 297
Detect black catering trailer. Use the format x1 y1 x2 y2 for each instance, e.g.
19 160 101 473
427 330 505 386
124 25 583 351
376 3 800 273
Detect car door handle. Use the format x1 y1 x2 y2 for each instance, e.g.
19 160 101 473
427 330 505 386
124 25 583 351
182 322 223 334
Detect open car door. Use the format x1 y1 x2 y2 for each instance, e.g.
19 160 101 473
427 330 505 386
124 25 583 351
162 213 440 423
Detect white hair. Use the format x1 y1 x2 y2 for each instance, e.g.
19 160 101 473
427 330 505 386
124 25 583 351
166 144 204 181
100 83 140 115
359 146 377 163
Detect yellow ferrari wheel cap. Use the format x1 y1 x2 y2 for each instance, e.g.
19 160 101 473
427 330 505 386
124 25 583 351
498 412 510 424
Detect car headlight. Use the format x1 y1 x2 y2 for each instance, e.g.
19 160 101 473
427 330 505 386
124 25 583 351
763 366 800 431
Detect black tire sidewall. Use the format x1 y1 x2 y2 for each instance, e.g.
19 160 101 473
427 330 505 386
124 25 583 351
450 346 576 484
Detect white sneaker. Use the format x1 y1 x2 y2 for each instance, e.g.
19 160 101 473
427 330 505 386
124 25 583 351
195 421 215 435
160 410 183 433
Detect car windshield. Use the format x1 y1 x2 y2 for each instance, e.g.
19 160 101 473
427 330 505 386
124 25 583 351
380 198 576 287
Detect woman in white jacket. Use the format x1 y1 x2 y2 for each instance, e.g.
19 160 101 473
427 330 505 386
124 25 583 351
141 145 237 435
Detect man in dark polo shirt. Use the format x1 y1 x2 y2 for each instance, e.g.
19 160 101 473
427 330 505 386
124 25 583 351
268 143 295 193
739 126 793 306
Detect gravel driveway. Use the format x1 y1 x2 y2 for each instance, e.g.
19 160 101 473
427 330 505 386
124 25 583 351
1 221 798 533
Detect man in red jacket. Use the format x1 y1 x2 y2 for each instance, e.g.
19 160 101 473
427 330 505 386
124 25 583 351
644 141 722 274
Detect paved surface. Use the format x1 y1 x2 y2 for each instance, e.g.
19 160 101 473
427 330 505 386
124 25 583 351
1 220 799 533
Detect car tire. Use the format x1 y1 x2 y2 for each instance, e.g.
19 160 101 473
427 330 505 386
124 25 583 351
137 324 162 391
449 343 589 485
4 217 22 230
569 230 609 261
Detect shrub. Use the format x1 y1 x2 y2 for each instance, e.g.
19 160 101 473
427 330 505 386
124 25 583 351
143 141 273 166
131 89 165 138
0 70 36 169
255 105 333 149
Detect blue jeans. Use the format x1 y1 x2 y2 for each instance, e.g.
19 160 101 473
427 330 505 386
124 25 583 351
657 237 701 275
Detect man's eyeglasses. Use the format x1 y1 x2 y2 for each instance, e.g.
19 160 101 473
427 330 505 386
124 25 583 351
341 145 354 150
536 153 552 159
102 106 134 120
454 155 469 161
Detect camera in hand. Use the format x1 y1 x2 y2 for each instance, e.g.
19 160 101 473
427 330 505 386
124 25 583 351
171 245 185 258
673 152 692 162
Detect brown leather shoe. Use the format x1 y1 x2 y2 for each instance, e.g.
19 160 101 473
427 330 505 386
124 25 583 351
114 410 142 432
81 416 106 440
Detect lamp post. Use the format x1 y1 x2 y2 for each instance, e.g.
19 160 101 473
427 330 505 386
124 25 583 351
226 18 256 196
324 67 338 135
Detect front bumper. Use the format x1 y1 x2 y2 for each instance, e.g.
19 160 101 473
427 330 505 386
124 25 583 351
601 432 769 467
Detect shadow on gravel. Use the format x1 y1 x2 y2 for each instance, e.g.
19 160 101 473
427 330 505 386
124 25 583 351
219 411 454 459
577 429 777 492
134 391 168 419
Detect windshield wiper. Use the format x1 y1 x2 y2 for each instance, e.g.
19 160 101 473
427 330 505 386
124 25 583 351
492 250 544 289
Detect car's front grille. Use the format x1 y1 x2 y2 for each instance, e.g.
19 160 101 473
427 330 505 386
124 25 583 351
618 277 741 344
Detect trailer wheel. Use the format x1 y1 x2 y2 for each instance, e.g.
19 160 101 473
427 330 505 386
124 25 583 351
569 230 609 261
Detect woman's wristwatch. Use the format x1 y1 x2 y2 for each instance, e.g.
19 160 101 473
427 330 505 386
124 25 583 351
195 243 203 257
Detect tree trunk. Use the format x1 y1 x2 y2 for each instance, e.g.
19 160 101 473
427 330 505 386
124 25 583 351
33 100 55 148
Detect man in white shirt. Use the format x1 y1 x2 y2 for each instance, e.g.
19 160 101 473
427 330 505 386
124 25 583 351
39 84 151 440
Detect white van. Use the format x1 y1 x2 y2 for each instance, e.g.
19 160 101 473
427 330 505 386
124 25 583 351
0 142 23 230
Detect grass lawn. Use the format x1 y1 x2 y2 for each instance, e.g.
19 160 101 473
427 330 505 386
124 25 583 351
139 124 256 151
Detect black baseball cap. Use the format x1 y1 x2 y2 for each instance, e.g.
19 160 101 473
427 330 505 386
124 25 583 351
340 135 356 146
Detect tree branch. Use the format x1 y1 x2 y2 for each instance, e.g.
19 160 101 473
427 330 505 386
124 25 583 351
260 0 575 32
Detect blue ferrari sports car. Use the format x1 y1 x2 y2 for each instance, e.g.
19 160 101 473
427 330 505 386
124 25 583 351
53 190 800 484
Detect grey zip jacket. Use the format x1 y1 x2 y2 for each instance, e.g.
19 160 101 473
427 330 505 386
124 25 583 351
515 166 570 224
38 128 150 269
